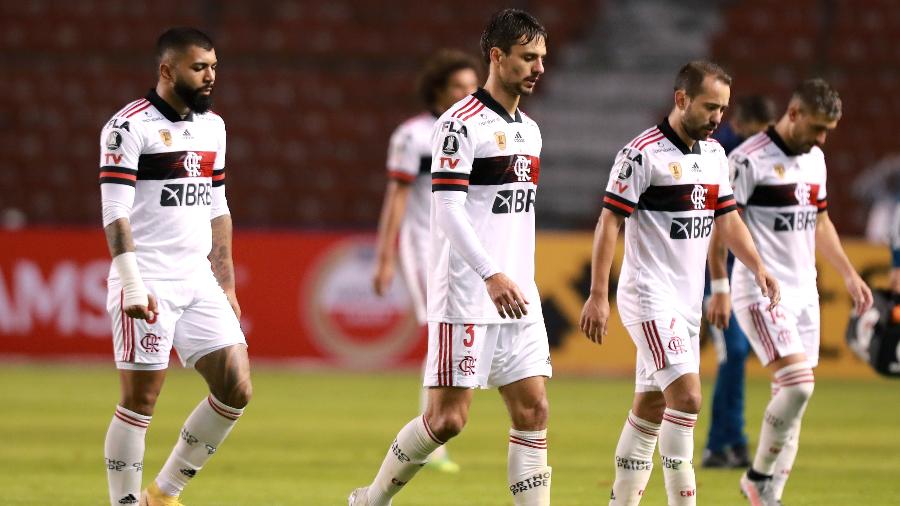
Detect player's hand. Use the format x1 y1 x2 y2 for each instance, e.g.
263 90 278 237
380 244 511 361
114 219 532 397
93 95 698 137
485 272 529 319
707 292 731 329
844 272 873 316
373 262 394 296
580 294 609 344
124 293 158 321
224 289 242 320
755 269 780 310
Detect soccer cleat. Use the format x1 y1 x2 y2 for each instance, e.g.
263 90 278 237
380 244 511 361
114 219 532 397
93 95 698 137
140 482 184 506
424 455 461 473
729 444 751 468
348 486 372 506
701 448 732 468
740 472 778 506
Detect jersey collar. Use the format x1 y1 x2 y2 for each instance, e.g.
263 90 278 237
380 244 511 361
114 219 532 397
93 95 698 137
474 88 522 123
765 125 797 157
658 118 701 155
146 89 194 123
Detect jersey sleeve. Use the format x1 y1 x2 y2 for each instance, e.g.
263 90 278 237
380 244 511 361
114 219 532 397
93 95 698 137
98 116 144 187
431 117 475 193
715 150 737 216
386 124 419 184
728 151 756 209
816 152 828 213
601 146 650 217
211 121 229 219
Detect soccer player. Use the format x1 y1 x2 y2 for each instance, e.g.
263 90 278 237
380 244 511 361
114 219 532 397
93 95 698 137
99 28 250 506
579 61 780 506
702 95 777 469
720 79 873 505
351 9 552 506
372 49 480 473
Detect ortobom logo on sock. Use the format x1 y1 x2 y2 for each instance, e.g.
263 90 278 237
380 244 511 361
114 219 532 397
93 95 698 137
391 478 407 487
615 456 652 471
180 468 197 478
118 494 138 505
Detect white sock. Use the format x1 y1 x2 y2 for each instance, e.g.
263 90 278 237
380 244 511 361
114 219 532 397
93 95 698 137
659 408 698 505
105 405 151 506
772 416 802 499
610 411 659 506
155 395 243 496
367 415 444 506
508 428 551 505
752 364 814 476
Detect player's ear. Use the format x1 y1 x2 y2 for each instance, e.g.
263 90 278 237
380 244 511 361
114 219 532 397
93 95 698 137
159 61 175 83
674 89 688 110
489 47 504 66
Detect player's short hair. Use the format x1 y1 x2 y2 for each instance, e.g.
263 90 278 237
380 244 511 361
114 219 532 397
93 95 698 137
791 78 842 120
732 95 777 125
156 27 215 63
674 60 733 98
417 49 480 108
479 8 548 64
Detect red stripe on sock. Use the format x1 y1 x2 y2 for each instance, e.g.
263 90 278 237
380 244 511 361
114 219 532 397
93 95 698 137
422 415 444 445
509 438 548 450
627 416 659 437
114 410 149 428
207 396 240 420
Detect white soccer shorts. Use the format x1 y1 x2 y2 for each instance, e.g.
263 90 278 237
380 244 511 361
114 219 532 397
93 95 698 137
735 296 819 367
424 320 552 389
107 271 246 370
625 314 701 392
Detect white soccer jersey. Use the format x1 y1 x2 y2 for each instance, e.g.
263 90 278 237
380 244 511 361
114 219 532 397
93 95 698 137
99 90 227 281
387 114 435 260
603 119 737 328
730 127 828 308
427 88 543 324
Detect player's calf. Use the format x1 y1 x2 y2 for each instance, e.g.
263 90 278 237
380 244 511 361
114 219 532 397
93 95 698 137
610 410 660 506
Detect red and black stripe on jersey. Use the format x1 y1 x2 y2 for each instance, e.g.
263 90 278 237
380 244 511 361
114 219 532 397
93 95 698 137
637 184 735 215
99 166 138 186
388 156 431 184
745 183 826 212
432 155 541 192
604 185 736 218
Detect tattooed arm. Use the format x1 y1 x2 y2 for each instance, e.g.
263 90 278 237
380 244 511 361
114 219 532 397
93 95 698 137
209 214 240 319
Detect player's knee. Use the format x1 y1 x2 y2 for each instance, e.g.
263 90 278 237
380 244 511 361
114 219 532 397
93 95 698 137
217 376 252 409
510 396 549 430
121 390 160 415
428 410 468 441
669 390 702 414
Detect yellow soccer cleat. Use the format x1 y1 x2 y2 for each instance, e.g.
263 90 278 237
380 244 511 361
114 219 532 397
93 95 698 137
140 482 184 506
425 455 461 474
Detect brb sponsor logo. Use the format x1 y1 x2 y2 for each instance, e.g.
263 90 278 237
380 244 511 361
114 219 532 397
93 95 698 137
669 216 713 239
160 183 212 207
305 239 419 368
774 211 816 231
493 189 536 214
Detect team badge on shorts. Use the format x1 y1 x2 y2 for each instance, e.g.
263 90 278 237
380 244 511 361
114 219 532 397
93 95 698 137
159 129 172 146
668 162 682 180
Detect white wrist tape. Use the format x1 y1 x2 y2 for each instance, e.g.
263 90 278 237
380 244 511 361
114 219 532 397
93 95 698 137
113 252 149 308
710 278 730 294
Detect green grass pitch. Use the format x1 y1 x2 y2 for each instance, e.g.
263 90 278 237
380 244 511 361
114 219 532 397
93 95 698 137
1 364 898 505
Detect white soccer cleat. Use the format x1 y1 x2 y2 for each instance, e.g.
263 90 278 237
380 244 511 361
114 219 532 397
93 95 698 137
348 487 372 506
740 472 778 506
